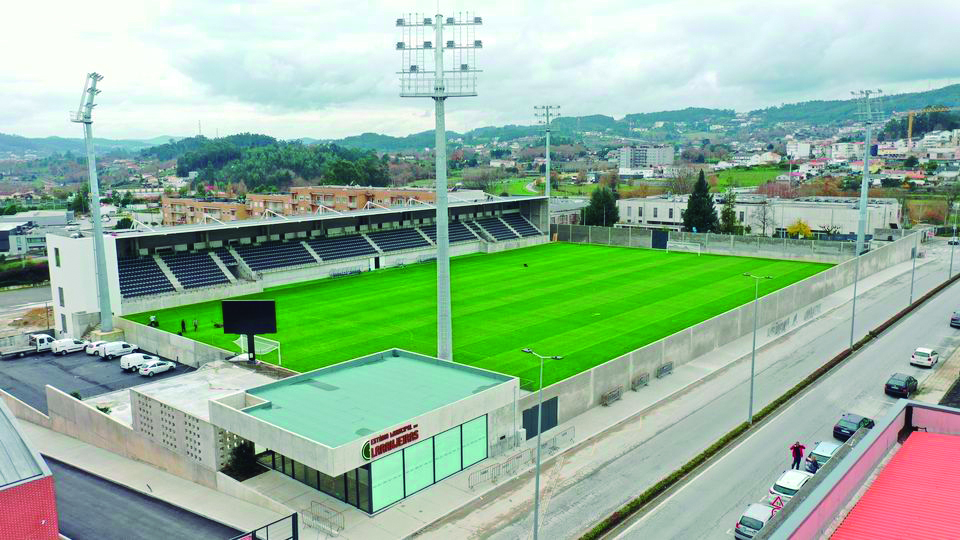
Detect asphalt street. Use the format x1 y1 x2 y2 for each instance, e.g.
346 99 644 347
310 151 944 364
0 285 52 323
475 240 959 540
47 457 241 540
618 247 960 540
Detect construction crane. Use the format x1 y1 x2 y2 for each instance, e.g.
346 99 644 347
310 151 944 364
892 105 960 147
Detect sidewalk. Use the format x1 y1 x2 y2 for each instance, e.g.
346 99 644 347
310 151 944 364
20 422 284 534
917 343 960 404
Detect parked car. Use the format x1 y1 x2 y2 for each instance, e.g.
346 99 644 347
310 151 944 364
949 237 959 246
0 334 55 360
51 338 89 356
734 503 773 540
97 341 138 360
910 347 939 368
806 441 842 472
767 470 814 505
833 413 875 441
119 353 159 373
884 373 919 398
85 340 106 355
139 359 176 377
952 311 960 328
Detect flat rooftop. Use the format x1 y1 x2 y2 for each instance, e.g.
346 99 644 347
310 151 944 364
242 350 512 448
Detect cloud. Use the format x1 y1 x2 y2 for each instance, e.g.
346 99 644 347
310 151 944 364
2 0 959 139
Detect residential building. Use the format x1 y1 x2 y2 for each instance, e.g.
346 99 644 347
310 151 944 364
786 141 811 159
619 145 675 170
161 196 249 225
830 142 861 160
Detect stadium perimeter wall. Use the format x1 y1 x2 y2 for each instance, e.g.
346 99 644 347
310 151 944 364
551 224 856 263
115 317 237 368
119 281 264 316
520 230 922 427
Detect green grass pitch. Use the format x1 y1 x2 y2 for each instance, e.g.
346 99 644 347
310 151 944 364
124 243 830 390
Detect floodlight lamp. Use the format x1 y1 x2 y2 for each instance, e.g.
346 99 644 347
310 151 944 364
551 356 563 360
521 348 533 354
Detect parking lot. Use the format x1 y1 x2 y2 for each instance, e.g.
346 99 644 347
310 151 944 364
0 347 192 413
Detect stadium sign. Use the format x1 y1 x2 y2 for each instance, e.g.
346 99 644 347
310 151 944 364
362 423 419 461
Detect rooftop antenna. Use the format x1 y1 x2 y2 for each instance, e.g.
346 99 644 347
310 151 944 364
848 88 884 349
396 10 482 362
70 73 114 333
535 105 560 204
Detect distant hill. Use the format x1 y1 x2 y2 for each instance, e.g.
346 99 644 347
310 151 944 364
0 133 184 156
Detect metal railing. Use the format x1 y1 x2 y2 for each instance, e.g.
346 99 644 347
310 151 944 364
229 513 298 540
468 426 576 490
300 500 344 536
489 431 523 459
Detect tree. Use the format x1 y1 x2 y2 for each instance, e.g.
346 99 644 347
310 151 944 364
718 192 739 234
575 169 587 185
942 182 960 227
69 184 90 214
904 156 919 168
583 187 619 226
114 217 133 229
682 171 718 232
668 168 697 195
820 224 842 236
786 219 812 238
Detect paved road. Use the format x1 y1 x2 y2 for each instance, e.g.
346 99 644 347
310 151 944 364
465 240 958 540
618 253 960 539
0 285 52 323
48 457 241 540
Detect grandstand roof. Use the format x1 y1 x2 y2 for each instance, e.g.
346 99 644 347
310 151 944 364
110 195 545 240
240 349 512 448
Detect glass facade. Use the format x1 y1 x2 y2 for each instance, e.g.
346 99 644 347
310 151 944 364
255 414 488 514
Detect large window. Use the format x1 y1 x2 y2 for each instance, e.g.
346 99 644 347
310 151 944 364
461 417 487 468
371 451 404 512
58 287 65 308
54 248 60 267
434 425 462 482
404 438 434 497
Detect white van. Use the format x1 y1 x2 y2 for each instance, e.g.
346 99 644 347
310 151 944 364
119 353 158 372
97 341 138 360
51 338 88 356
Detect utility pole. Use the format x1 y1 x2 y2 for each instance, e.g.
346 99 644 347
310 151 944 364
397 12 482 361
71 73 113 333
535 105 560 206
848 89 883 348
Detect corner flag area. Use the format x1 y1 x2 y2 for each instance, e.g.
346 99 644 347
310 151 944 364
123 243 830 390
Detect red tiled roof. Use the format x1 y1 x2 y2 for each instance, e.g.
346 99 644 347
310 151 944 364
832 432 960 540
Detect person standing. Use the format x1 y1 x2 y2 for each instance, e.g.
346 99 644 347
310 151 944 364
193 319 198 332
806 454 820 474
790 441 806 470
180 319 186 333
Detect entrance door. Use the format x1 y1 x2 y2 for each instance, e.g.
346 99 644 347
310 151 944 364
522 397 558 440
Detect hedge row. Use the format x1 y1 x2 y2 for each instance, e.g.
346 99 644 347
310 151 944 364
0 263 49 288
581 268 960 540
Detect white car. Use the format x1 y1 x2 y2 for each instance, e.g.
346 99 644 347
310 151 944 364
120 353 159 372
139 359 176 377
910 347 939 368
86 341 106 355
51 338 89 356
767 470 814 505
97 341 138 360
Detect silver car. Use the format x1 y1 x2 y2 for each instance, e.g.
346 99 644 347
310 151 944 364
734 503 773 539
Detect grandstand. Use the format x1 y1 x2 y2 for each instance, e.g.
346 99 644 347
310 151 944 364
49 197 548 337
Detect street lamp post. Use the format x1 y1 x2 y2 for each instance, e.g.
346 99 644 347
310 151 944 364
743 273 773 425
521 347 563 540
950 224 956 279
909 231 919 304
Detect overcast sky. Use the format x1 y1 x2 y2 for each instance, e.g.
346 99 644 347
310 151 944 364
4 0 959 140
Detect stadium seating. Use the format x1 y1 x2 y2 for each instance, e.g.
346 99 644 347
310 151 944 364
366 228 431 252
306 234 379 261
234 241 317 272
160 252 230 290
476 217 521 241
117 257 175 298
501 213 542 237
420 222 479 243
212 246 238 267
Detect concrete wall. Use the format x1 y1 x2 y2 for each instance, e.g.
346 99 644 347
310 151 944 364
42 385 218 488
519 231 922 426
130 388 219 470
115 318 236 368
119 281 263 316
482 235 549 253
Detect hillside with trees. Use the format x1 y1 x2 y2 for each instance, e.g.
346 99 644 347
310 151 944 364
880 108 960 141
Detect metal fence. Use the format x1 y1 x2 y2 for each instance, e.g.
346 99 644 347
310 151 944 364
300 500 344 536
489 431 523 459
229 513 297 540
468 426 576 490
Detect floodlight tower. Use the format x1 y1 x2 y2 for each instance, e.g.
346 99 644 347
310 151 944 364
71 73 113 333
535 105 560 204
848 89 883 348
396 12 482 361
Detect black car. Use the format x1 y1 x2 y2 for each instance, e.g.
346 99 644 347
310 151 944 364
833 413 875 441
951 311 960 328
885 373 918 398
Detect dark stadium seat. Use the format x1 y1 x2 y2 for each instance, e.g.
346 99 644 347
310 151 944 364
306 234 378 261
366 228 430 252
117 257 176 298
160 252 230 290
212 247 238 267
234 241 317 272
420 222 479 243
476 217 520 241
500 213 542 237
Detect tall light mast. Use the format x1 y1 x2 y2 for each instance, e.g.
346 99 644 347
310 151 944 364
396 12 482 361
535 105 560 204
71 73 113 333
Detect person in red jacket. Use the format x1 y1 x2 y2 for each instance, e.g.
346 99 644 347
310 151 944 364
790 441 806 470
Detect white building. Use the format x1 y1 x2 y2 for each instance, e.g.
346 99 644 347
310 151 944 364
786 141 811 159
830 142 861 160
616 195 900 236
618 145 675 171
